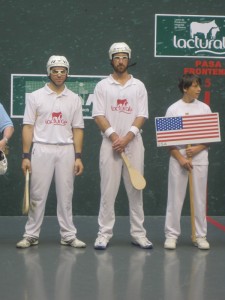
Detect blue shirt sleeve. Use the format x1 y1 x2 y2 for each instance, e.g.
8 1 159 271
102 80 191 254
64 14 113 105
0 103 13 133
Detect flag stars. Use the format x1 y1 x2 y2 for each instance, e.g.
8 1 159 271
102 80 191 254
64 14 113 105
156 117 183 131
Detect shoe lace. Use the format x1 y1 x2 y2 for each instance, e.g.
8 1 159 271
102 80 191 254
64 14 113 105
27 237 37 243
66 239 75 245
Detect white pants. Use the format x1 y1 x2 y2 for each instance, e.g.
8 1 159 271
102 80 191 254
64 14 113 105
24 143 77 241
97 135 147 239
165 157 208 239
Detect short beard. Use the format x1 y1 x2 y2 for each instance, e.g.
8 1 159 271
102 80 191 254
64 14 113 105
112 64 128 74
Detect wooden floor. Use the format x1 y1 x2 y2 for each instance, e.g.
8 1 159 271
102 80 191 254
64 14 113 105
1 216 225 300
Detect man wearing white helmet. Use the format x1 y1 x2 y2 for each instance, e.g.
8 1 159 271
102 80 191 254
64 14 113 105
0 103 14 175
92 42 152 250
17 55 86 249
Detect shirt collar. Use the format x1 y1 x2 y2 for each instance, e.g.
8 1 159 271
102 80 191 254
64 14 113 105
108 74 135 85
44 83 68 95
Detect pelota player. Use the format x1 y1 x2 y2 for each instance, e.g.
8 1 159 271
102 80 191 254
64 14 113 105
92 42 153 250
164 74 211 250
16 55 86 248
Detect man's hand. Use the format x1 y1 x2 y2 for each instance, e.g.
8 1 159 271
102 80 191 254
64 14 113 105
111 132 134 153
179 156 193 172
0 139 7 151
186 145 207 158
112 137 128 153
74 159 84 176
22 159 31 176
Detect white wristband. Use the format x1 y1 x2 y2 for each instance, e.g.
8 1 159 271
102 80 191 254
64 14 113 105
129 126 139 136
104 127 115 138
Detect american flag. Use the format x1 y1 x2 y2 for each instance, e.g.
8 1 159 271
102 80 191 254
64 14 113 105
155 113 221 147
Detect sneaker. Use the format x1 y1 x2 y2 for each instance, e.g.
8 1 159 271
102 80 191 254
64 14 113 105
61 238 86 248
16 237 39 248
94 235 109 250
164 238 177 250
193 237 210 250
131 236 153 249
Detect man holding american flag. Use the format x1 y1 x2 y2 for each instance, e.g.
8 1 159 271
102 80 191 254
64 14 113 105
164 74 212 250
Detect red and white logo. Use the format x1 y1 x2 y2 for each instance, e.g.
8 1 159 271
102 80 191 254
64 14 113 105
45 111 67 125
111 99 133 114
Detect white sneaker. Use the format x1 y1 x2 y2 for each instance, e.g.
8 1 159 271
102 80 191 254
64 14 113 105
61 238 86 248
164 238 177 249
94 235 109 250
16 237 39 248
132 236 153 249
194 237 210 250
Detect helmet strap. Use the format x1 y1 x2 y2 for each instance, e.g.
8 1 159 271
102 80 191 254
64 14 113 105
128 62 137 68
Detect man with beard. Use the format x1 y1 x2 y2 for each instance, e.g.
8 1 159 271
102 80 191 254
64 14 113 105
16 55 86 249
92 42 152 250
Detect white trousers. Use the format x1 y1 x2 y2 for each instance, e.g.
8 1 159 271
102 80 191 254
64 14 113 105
97 135 147 239
165 157 208 239
24 143 77 240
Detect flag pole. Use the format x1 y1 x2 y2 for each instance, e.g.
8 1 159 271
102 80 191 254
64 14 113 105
187 144 196 243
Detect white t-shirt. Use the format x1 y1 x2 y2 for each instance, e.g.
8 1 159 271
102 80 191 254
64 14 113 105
166 99 212 165
92 75 148 136
23 84 84 144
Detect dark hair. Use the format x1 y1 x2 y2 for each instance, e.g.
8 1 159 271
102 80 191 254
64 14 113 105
178 74 202 93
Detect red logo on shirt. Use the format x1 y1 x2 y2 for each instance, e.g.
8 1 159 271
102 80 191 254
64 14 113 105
45 111 67 125
52 112 62 119
111 99 132 113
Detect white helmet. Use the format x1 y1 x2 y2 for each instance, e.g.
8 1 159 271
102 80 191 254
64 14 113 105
46 55 69 75
109 42 131 59
0 150 7 175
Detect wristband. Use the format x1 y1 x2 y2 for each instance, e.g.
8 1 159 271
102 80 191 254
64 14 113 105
104 127 115 138
22 153 31 160
75 153 82 160
129 126 139 136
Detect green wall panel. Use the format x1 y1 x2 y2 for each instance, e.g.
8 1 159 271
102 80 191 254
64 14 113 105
0 0 224 216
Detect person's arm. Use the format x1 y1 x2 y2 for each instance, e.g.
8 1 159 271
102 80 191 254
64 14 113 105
170 147 193 172
93 80 121 143
171 144 208 172
94 115 111 134
94 115 120 143
21 124 34 175
112 116 147 153
73 128 84 176
186 144 208 158
0 103 14 150
0 126 14 150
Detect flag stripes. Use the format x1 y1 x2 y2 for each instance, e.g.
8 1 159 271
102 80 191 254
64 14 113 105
155 113 221 147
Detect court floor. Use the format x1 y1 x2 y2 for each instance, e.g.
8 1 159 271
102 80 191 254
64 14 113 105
0 216 225 300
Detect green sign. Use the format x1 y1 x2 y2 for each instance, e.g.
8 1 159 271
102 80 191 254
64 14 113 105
155 14 225 58
11 74 106 118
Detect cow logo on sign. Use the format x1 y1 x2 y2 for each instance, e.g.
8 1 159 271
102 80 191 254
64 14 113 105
173 18 224 55
190 20 220 40
155 15 225 58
